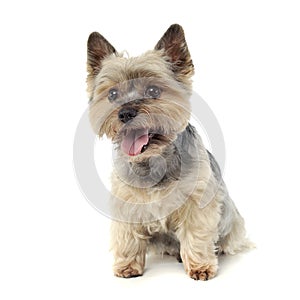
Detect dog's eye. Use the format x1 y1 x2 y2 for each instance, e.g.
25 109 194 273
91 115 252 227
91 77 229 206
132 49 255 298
108 88 119 102
145 86 161 99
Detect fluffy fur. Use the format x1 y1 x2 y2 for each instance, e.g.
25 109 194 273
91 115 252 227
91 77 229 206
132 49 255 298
87 24 251 280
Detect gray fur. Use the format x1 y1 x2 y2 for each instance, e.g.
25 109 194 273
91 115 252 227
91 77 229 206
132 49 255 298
207 150 222 183
149 232 182 262
114 123 200 189
205 149 239 241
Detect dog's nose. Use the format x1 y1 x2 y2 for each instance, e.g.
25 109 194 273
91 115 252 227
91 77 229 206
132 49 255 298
118 107 137 123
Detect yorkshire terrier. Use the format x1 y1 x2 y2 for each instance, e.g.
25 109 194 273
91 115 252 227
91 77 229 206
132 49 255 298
86 24 251 280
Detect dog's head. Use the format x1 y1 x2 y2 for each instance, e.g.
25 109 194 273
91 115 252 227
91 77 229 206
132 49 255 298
87 24 194 160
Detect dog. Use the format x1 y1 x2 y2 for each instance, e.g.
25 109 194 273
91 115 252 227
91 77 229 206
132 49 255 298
86 24 251 280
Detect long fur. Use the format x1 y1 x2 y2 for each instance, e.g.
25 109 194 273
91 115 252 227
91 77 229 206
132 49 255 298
87 24 252 280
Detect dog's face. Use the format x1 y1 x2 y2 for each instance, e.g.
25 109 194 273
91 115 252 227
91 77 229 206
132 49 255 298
87 24 194 161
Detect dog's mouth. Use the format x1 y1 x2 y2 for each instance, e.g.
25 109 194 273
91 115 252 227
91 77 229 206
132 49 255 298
121 128 155 156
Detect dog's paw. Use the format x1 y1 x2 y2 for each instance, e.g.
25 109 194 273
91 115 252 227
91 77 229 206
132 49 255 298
189 264 218 281
114 265 143 278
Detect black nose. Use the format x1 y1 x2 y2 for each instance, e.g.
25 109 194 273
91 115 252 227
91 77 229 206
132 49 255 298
118 107 137 123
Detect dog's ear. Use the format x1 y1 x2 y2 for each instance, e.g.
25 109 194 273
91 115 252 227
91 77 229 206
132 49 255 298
87 32 116 78
155 24 194 79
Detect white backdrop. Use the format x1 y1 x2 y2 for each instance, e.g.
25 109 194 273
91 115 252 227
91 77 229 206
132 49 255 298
1 0 300 299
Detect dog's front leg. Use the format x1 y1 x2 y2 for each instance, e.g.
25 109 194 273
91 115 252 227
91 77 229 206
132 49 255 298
176 202 219 280
177 228 218 280
111 221 146 278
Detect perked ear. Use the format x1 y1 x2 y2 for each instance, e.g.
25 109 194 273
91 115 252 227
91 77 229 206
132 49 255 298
155 24 194 78
87 32 116 78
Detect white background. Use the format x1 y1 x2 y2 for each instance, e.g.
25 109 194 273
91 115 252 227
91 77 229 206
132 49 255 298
1 0 300 299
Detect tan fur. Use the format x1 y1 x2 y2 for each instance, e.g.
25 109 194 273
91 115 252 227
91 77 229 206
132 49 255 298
87 24 252 280
109 146 222 279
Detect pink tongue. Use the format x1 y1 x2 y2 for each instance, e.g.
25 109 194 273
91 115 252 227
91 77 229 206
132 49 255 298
121 129 149 156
